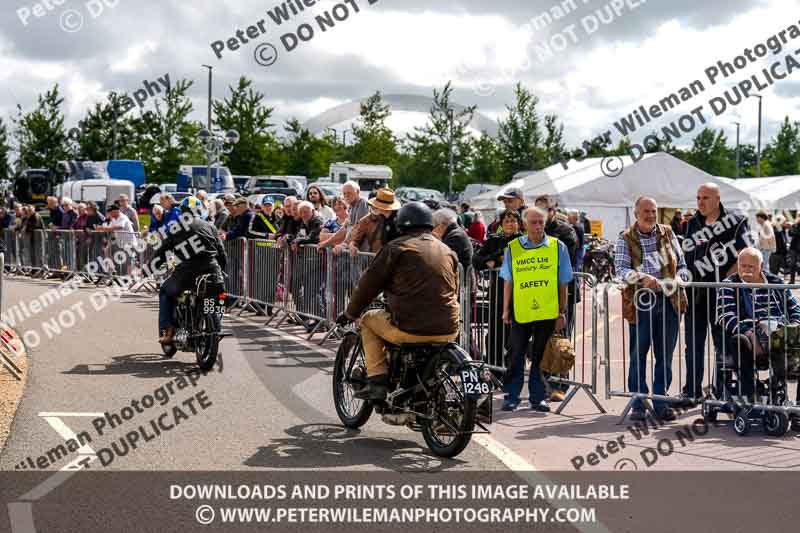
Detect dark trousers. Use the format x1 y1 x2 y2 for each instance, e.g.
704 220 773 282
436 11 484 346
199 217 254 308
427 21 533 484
159 269 196 333
769 253 785 276
719 334 758 399
504 318 556 404
684 288 724 398
790 251 800 284
629 294 679 412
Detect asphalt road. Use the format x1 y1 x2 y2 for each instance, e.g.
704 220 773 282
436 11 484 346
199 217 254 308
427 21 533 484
0 277 509 473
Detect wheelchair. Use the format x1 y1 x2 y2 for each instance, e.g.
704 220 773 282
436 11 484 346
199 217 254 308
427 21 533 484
702 327 800 437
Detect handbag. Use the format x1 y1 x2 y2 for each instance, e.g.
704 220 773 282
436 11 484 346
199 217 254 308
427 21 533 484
540 334 576 375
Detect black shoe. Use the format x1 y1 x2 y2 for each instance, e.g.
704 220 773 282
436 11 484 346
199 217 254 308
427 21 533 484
531 400 550 413
629 408 646 422
353 374 388 401
501 400 519 412
656 407 677 422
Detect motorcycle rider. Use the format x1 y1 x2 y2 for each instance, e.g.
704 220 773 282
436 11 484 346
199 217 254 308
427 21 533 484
156 196 227 345
336 202 461 400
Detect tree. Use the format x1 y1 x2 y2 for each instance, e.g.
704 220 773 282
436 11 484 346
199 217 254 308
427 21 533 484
212 76 281 175
281 118 335 179
764 117 800 176
349 91 399 167
75 92 136 161
401 82 475 192
470 132 504 184
13 85 69 172
687 128 736 177
132 79 204 182
0 117 10 179
542 114 566 166
497 83 544 175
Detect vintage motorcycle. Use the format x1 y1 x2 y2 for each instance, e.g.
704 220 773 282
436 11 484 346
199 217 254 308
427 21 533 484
332 308 500 458
161 272 227 372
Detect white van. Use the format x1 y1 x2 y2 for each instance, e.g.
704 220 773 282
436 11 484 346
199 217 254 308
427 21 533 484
56 179 136 211
328 163 392 199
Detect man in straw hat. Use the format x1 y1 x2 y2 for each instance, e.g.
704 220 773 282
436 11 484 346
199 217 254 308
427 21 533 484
345 187 402 255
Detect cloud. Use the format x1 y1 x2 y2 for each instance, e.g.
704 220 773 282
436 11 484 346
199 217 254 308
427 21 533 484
0 0 796 152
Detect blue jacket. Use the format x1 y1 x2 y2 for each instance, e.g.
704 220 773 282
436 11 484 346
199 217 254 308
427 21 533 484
226 210 254 241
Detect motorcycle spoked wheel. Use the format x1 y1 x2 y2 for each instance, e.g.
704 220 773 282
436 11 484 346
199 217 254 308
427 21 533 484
420 352 477 458
195 313 221 372
332 331 373 428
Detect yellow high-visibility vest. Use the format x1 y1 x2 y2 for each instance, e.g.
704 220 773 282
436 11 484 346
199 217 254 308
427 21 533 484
508 236 559 323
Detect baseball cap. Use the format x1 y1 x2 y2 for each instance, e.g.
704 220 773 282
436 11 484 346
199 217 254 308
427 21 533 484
262 196 275 206
223 194 236 204
107 203 120 212
233 197 248 207
497 187 524 200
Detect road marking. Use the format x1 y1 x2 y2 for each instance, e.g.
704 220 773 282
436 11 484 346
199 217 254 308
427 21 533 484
234 314 615 533
37 412 103 417
473 434 614 533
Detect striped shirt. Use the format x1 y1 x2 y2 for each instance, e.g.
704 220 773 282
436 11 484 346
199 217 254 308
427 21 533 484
615 226 686 282
716 272 800 335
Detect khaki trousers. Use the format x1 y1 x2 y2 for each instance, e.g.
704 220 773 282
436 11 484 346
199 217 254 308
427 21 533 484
360 310 457 377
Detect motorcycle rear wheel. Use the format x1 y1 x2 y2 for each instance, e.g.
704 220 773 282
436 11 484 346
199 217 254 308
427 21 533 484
332 332 373 428
421 351 477 458
195 313 220 372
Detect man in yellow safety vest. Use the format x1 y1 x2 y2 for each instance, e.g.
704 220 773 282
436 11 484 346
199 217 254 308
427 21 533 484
500 206 573 412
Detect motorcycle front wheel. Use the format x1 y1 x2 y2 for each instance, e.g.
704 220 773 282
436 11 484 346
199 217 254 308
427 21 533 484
332 332 373 428
421 350 477 458
195 313 220 372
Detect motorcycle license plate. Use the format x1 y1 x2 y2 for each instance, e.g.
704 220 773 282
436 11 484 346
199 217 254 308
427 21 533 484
461 368 492 397
203 298 225 314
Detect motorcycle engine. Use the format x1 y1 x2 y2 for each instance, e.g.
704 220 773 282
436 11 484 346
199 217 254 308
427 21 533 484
173 328 189 348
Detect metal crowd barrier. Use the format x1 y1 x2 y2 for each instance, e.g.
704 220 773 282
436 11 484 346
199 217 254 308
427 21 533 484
465 267 602 414
604 279 800 425
222 237 248 302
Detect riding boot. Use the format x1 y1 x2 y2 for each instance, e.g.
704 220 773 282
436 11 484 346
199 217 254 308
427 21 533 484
159 327 175 345
354 374 389 400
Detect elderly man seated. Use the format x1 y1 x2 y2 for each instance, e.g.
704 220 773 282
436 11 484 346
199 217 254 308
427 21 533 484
716 247 800 407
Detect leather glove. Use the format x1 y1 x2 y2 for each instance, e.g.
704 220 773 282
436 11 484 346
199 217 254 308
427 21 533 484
336 313 353 327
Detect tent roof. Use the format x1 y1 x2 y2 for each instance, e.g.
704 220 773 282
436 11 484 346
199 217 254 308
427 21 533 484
471 153 754 211
717 176 800 209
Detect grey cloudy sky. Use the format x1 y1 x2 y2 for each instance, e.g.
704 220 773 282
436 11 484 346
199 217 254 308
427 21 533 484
1 0 797 150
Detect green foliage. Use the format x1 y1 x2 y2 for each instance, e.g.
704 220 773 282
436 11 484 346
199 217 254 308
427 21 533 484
75 92 136 161
401 82 475 192
470 133 504 184
281 118 335 179
350 91 399 167
0 117 10 179
212 76 281 175
764 117 800 176
13 85 69 172
134 79 204 182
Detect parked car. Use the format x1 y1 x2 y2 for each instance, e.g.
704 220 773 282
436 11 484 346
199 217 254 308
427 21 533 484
396 187 446 204
232 175 250 193
247 193 287 208
245 176 301 196
306 181 344 199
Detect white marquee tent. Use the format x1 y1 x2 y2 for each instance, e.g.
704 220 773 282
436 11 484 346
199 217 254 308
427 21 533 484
718 175 800 211
471 153 756 238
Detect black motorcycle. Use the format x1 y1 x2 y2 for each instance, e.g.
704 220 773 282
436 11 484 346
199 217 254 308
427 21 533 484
161 273 227 372
332 313 499 458
583 236 615 283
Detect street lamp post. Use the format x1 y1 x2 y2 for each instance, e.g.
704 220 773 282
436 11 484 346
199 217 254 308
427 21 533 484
750 94 763 178
198 129 239 194
447 109 454 196
202 65 214 191
732 122 741 178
